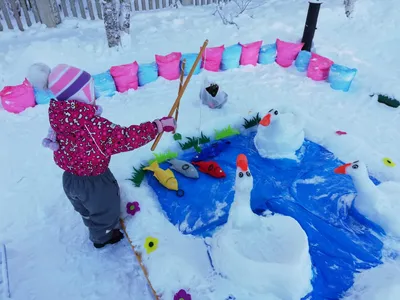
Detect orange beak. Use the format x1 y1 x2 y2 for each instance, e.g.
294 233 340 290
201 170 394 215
236 154 248 171
334 163 351 174
260 114 271 126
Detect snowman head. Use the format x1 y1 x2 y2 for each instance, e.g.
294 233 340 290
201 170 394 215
235 154 253 193
334 160 368 177
260 109 279 127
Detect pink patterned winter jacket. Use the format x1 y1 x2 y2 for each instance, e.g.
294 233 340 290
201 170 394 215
48 99 158 176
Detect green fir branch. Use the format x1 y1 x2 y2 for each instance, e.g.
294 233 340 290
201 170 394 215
173 133 182 141
243 113 261 129
372 93 400 108
199 132 211 144
129 164 147 187
179 136 199 150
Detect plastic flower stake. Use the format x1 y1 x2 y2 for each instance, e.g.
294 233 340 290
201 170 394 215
144 237 159 254
126 201 140 216
174 289 192 300
383 157 396 167
335 130 347 135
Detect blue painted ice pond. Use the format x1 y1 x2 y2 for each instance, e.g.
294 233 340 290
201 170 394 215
146 132 385 299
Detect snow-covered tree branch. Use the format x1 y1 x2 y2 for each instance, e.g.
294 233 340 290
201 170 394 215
213 0 266 29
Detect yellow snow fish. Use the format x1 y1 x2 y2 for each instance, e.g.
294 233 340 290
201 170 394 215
143 161 179 191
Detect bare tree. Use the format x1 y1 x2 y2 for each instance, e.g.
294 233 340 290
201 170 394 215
214 0 266 29
344 0 356 18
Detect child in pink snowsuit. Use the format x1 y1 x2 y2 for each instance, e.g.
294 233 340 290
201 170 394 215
41 64 176 248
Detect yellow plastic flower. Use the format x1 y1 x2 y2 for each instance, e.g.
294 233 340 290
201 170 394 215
383 157 396 167
144 236 158 254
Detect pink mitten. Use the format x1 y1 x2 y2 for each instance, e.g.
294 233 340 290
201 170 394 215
154 117 177 133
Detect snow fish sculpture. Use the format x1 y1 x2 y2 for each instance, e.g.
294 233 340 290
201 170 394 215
144 161 179 191
209 154 312 299
192 161 226 178
334 161 400 237
254 108 305 160
168 159 199 179
192 140 231 162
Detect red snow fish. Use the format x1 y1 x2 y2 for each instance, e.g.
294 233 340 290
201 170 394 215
191 161 226 178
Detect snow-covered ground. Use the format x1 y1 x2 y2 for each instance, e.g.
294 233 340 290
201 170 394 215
1 0 400 299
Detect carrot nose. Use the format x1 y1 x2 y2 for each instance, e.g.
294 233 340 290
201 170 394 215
334 163 351 174
260 114 271 126
237 154 248 171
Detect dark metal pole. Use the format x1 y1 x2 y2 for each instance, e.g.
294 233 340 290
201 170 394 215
301 0 323 52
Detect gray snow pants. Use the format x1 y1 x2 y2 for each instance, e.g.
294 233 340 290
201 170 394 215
62 168 121 244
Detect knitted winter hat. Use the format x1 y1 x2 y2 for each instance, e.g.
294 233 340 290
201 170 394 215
48 64 95 104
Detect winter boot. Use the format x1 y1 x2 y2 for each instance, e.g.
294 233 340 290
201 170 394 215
93 229 124 249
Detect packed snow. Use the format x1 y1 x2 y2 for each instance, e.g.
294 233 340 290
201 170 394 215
1 0 400 299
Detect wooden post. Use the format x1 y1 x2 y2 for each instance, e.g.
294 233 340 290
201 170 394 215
69 0 78 17
9 0 24 31
87 0 96 20
60 0 69 17
0 0 14 29
95 0 102 19
34 0 59 28
19 0 33 27
77 0 87 19
30 0 41 23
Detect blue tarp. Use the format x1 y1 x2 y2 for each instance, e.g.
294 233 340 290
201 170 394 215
146 132 384 299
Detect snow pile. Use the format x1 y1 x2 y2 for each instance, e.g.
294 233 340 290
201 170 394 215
120 181 214 299
334 161 400 238
254 109 305 160
343 259 400 300
209 154 312 299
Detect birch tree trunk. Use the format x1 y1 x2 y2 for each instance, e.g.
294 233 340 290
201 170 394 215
119 0 131 34
35 0 59 27
49 0 62 24
102 0 121 48
344 0 356 18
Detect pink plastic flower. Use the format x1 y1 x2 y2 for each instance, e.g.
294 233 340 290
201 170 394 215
126 201 140 216
174 289 191 300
